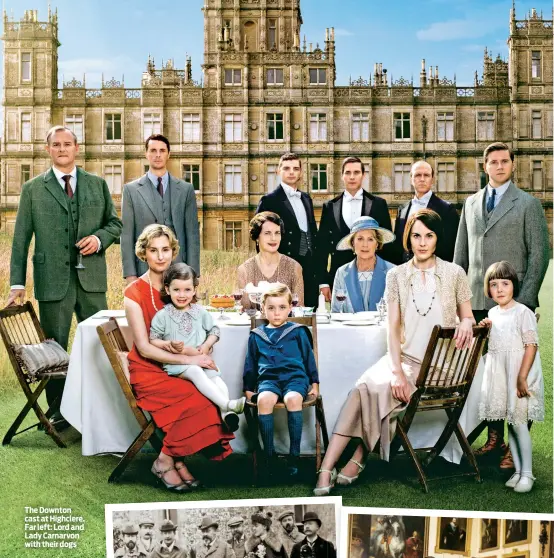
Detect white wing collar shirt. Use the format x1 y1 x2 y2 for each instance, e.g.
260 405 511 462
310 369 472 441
407 189 433 218
342 188 364 229
281 182 308 232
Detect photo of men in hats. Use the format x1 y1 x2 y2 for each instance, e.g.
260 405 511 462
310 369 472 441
277 510 305 556
227 516 247 558
149 519 187 558
115 523 142 558
290 513 336 558
191 515 235 558
245 512 287 558
137 518 155 557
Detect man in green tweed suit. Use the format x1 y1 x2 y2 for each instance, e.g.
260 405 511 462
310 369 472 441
7 126 122 422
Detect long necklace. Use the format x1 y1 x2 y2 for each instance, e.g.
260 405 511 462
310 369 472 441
410 266 436 317
146 271 161 312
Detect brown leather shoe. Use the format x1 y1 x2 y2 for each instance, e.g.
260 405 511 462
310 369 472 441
473 430 506 457
500 446 515 469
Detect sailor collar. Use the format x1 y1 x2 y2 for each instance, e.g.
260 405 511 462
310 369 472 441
251 322 306 344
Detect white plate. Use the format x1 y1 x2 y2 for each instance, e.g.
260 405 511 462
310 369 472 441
225 319 251 326
354 311 379 319
330 313 355 321
342 319 378 326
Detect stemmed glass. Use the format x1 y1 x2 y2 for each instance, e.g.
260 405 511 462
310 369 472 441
291 293 299 316
232 288 243 314
218 306 230 321
335 289 347 313
248 292 263 316
75 250 85 270
377 298 387 324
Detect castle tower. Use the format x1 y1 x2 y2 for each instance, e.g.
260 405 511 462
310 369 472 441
2 8 59 203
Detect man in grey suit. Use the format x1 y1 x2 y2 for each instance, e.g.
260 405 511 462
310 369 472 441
121 134 200 282
454 141 549 464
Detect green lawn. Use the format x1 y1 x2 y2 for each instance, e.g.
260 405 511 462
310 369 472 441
1 264 552 558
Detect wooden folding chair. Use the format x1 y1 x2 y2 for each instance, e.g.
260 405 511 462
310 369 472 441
96 318 163 483
466 313 539 447
389 325 489 492
0 302 68 448
243 315 329 483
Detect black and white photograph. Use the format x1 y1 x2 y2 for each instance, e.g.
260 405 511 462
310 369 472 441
106 498 339 558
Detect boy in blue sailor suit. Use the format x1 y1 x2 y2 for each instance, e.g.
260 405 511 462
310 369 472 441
244 283 319 478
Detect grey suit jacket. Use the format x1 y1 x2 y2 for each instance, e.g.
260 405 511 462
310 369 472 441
454 181 549 311
121 173 200 277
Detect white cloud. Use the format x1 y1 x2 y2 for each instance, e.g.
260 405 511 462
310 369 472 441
416 5 506 41
334 28 354 37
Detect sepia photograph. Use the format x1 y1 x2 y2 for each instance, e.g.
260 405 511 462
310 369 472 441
107 498 339 558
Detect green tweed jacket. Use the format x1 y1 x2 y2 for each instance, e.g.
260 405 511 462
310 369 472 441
10 167 123 301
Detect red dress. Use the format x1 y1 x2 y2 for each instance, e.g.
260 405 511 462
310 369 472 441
124 279 233 459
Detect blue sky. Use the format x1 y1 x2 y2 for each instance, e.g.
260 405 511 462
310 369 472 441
2 0 552 88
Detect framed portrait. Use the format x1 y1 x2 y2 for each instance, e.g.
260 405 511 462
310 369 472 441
551 522 554 558
480 518 499 552
436 517 471 556
505 551 530 558
503 520 531 548
348 514 429 558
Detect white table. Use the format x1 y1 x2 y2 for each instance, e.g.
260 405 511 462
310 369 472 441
61 310 477 461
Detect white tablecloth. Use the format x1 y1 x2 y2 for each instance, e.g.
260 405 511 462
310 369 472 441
61 310 479 460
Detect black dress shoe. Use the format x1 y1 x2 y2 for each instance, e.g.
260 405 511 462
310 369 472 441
39 411 70 432
223 412 240 432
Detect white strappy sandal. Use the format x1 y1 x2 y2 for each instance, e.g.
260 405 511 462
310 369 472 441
313 468 337 496
337 458 366 486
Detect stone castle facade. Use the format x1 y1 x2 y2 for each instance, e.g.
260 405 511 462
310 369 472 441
1 1 552 248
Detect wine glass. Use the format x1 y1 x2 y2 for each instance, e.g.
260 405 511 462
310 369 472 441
218 305 230 321
377 298 387 324
335 289 347 313
232 288 243 314
198 290 208 306
75 250 85 270
248 292 263 316
291 293 299 316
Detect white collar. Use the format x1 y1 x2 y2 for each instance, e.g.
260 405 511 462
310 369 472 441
281 182 301 197
52 165 77 181
344 188 364 201
412 190 433 204
487 181 510 197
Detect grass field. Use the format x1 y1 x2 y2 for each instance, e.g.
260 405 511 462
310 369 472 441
0 235 552 557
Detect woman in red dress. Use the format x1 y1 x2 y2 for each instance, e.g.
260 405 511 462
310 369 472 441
124 224 233 491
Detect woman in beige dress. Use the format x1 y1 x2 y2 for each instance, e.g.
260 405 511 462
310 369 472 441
314 209 476 495
237 211 304 309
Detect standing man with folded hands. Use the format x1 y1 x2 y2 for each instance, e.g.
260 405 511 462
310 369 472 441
7 125 122 426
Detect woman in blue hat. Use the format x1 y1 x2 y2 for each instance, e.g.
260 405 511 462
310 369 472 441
331 216 396 313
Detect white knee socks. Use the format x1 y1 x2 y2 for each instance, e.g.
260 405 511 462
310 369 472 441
508 423 533 476
180 365 230 410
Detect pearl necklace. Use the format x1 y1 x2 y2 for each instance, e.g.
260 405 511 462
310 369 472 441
410 267 436 317
146 271 161 312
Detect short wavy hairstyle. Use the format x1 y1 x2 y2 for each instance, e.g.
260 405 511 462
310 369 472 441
484 260 520 299
402 208 443 255
262 283 292 305
135 224 179 262
349 228 384 252
249 211 285 241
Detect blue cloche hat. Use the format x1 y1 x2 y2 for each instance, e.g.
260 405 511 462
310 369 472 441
336 216 395 251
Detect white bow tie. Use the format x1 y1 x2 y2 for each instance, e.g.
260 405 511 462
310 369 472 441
288 190 302 199
345 191 363 202
412 198 427 206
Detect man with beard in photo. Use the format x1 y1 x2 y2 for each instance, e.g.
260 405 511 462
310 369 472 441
136 519 155 557
227 516 247 558
115 524 143 557
278 511 305 556
192 516 235 558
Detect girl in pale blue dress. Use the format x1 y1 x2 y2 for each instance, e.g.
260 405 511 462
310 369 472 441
149 263 245 430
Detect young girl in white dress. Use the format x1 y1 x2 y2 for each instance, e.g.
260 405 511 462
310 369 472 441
149 263 245 431
478 261 544 493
